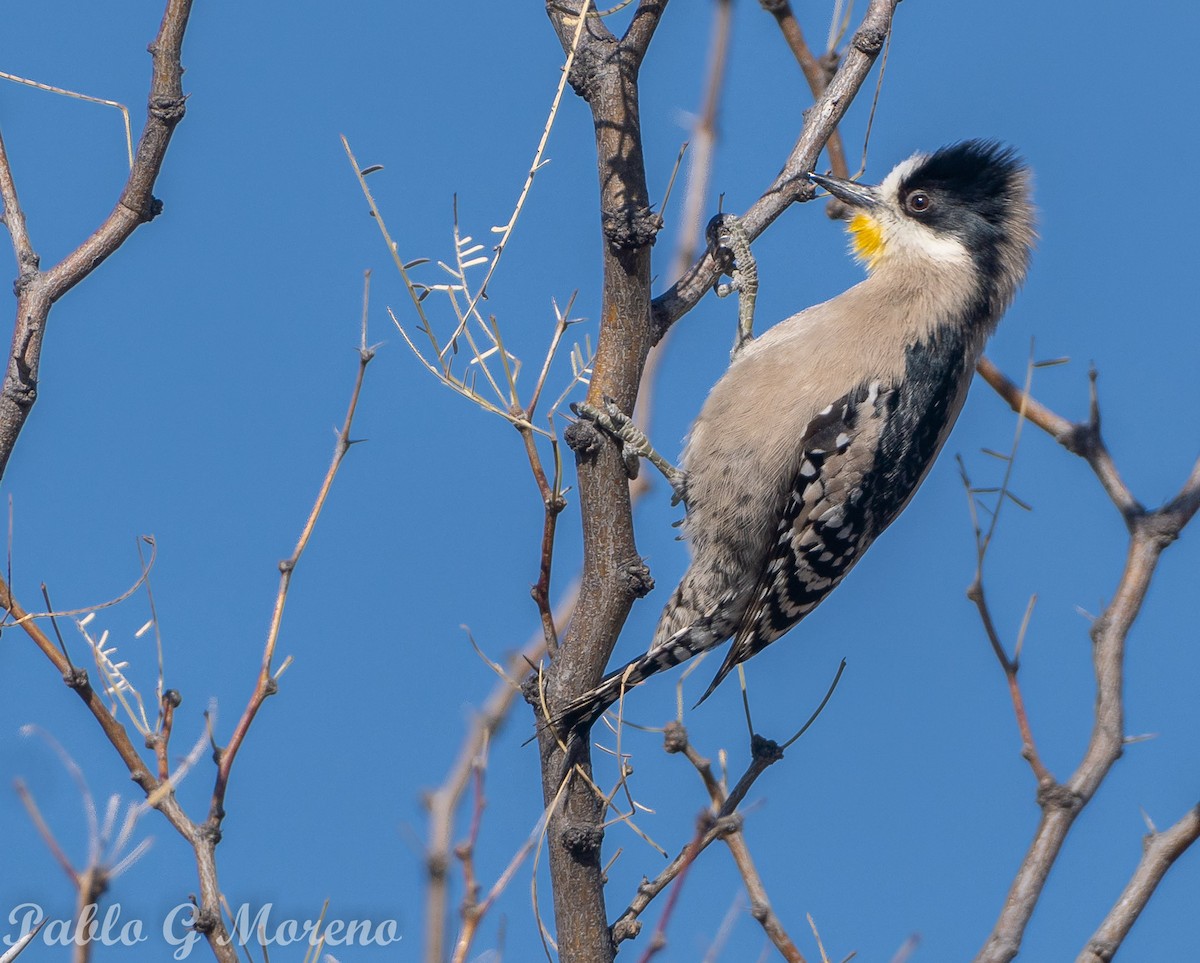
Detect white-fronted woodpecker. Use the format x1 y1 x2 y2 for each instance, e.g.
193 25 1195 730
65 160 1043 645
560 140 1036 730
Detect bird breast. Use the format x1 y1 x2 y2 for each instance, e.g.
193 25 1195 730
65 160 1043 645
679 256 980 573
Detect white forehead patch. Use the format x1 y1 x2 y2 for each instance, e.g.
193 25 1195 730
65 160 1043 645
879 153 928 197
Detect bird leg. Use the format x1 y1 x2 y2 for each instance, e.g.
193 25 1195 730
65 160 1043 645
571 398 688 504
707 213 758 361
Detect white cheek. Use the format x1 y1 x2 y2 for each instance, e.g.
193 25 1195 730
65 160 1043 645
885 214 971 265
876 160 971 265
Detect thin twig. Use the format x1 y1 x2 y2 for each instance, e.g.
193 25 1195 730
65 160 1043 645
529 294 580 421
613 721 807 961
210 322 375 819
14 779 80 886
0 579 170 807
348 3 589 442
460 3 590 327
424 588 575 963
636 817 707 963
960 357 1053 787
0 128 36 273
0 70 134 168
519 416 568 655
3 586 241 962
0 917 45 962
71 867 107 963
701 893 747 963
453 829 538 963
976 358 1141 523
889 934 921 963
760 1 849 182
0 538 157 630
155 690 179 783
610 809 740 946
724 829 805 962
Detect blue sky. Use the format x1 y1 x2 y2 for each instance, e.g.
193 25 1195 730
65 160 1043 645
1 2 1198 961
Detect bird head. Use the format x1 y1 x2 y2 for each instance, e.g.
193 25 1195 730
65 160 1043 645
808 141 1036 307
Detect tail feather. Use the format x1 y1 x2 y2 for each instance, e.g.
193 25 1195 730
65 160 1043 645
692 652 738 709
691 612 768 708
550 577 745 734
553 632 709 732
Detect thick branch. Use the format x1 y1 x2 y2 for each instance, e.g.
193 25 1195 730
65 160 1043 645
622 0 669 63
428 6 731 956
0 0 193 480
537 3 668 959
535 7 900 955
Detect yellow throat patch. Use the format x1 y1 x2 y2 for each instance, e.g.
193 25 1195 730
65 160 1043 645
847 212 885 270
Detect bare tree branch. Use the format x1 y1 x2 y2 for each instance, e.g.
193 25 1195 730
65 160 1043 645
425 586 576 963
976 358 1142 523
534 3 903 959
0 131 36 274
959 367 1054 789
611 722 805 961
426 6 735 955
1077 804 1200 963
622 0 670 62
636 816 706 962
758 0 849 183
537 2 667 958
972 366 1200 963
0 578 241 961
1 306 372 962
210 326 376 819
650 0 900 341
0 0 194 479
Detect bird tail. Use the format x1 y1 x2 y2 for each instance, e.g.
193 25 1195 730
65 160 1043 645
550 634 706 733
692 649 741 709
548 577 737 734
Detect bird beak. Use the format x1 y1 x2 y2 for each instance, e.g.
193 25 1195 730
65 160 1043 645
807 172 881 210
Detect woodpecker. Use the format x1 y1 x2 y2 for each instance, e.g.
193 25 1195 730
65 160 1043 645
561 140 1036 730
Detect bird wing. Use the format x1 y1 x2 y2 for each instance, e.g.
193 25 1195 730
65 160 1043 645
694 378 898 704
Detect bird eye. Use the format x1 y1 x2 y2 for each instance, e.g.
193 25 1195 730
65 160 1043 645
906 191 932 214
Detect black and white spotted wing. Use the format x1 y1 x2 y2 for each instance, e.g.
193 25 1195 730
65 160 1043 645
695 378 898 703
551 324 975 728
696 324 974 704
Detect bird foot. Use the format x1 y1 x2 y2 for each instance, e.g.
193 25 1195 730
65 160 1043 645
571 397 688 503
707 213 759 362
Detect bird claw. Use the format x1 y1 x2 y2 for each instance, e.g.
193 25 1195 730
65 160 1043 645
572 397 687 498
706 213 759 362
572 399 642 479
